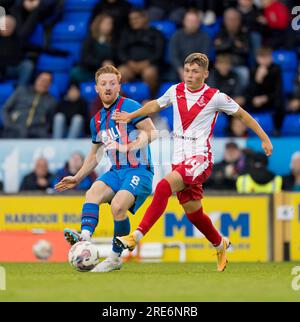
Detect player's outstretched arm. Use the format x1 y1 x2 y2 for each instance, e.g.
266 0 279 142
55 144 104 192
112 100 161 123
232 107 273 156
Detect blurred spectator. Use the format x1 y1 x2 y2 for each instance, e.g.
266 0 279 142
2 72 57 138
259 0 291 48
215 8 250 91
118 9 165 96
0 15 34 85
207 54 245 106
52 152 96 191
90 0 132 37
236 152 282 193
205 142 244 190
237 0 264 66
52 84 89 139
193 0 218 25
71 14 115 84
146 0 186 25
283 152 300 192
20 157 52 191
245 47 283 132
0 0 15 12
227 117 249 137
170 9 211 81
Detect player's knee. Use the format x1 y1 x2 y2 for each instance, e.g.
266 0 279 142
111 200 127 220
85 186 104 204
156 179 172 197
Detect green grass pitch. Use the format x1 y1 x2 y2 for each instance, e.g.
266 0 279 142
0 262 300 302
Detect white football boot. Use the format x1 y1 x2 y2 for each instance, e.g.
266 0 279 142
91 256 122 273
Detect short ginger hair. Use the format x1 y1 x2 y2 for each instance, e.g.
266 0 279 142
184 53 209 70
95 65 121 83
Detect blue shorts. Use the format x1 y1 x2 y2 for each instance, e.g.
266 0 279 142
96 167 153 214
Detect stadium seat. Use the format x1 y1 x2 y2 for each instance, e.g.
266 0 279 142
51 21 88 42
249 113 274 136
214 113 229 137
150 20 176 40
272 50 298 71
157 82 176 98
281 114 300 136
51 41 82 63
52 73 70 95
28 24 45 46
0 82 14 105
64 0 98 12
200 18 222 40
37 54 73 73
63 11 92 24
121 82 151 102
282 71 297 95
80 82 98 102
126 0 145 8
49 83 60 100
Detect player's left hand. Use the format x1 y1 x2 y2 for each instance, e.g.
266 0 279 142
112 111 132 123
262 139 273 157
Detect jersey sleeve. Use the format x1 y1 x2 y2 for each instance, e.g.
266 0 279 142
90 118 102 144
123 99 149 126
215 92 240 115
156 86 174 109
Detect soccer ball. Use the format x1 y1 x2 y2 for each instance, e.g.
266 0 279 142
32 239 53 260
68 241 100 272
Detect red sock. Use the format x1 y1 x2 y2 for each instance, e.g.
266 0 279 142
186 207 222 246
137 179 172 235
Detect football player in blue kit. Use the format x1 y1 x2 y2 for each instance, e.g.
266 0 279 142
55 65 156 272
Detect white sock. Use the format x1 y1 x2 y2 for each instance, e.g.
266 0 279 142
215 238 224 251
109 251 121 259
133 230 144 242
81 230 91 241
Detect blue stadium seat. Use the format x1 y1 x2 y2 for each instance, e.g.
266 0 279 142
214 113 229 137
37 54 73 73
49 84 60 100
281 114 300 136
63 11 92 24
80 82 98 102
150 20 176 40
126 0 145 8
272 50 298 71
28 24 45 46
282 71 297 95
200 18 222 40
249 113 274 136
122 82 151 103
64 0 98 12
51 21 88 42
0 82 14 105
52 73 70 95
157 82 175 98
51 41 82 63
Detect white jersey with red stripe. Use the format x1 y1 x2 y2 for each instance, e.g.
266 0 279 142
157 82 240 165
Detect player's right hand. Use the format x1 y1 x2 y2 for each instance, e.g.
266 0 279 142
54 176 78 192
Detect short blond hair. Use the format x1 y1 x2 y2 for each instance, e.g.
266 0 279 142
95 65 121 83
184 53 209 70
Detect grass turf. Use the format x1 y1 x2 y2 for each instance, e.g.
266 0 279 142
0 262 300 302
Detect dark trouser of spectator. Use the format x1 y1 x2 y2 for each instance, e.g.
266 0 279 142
1 59 34 86
70 66 95 84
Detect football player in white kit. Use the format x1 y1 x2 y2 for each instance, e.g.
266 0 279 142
113 53 273 272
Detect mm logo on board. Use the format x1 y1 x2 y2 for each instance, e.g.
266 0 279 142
165 212 250 238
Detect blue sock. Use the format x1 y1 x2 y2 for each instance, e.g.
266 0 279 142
81 203 99 236
112 217 130 255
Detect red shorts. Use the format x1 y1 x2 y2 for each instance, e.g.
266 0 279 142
172 155 213 204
